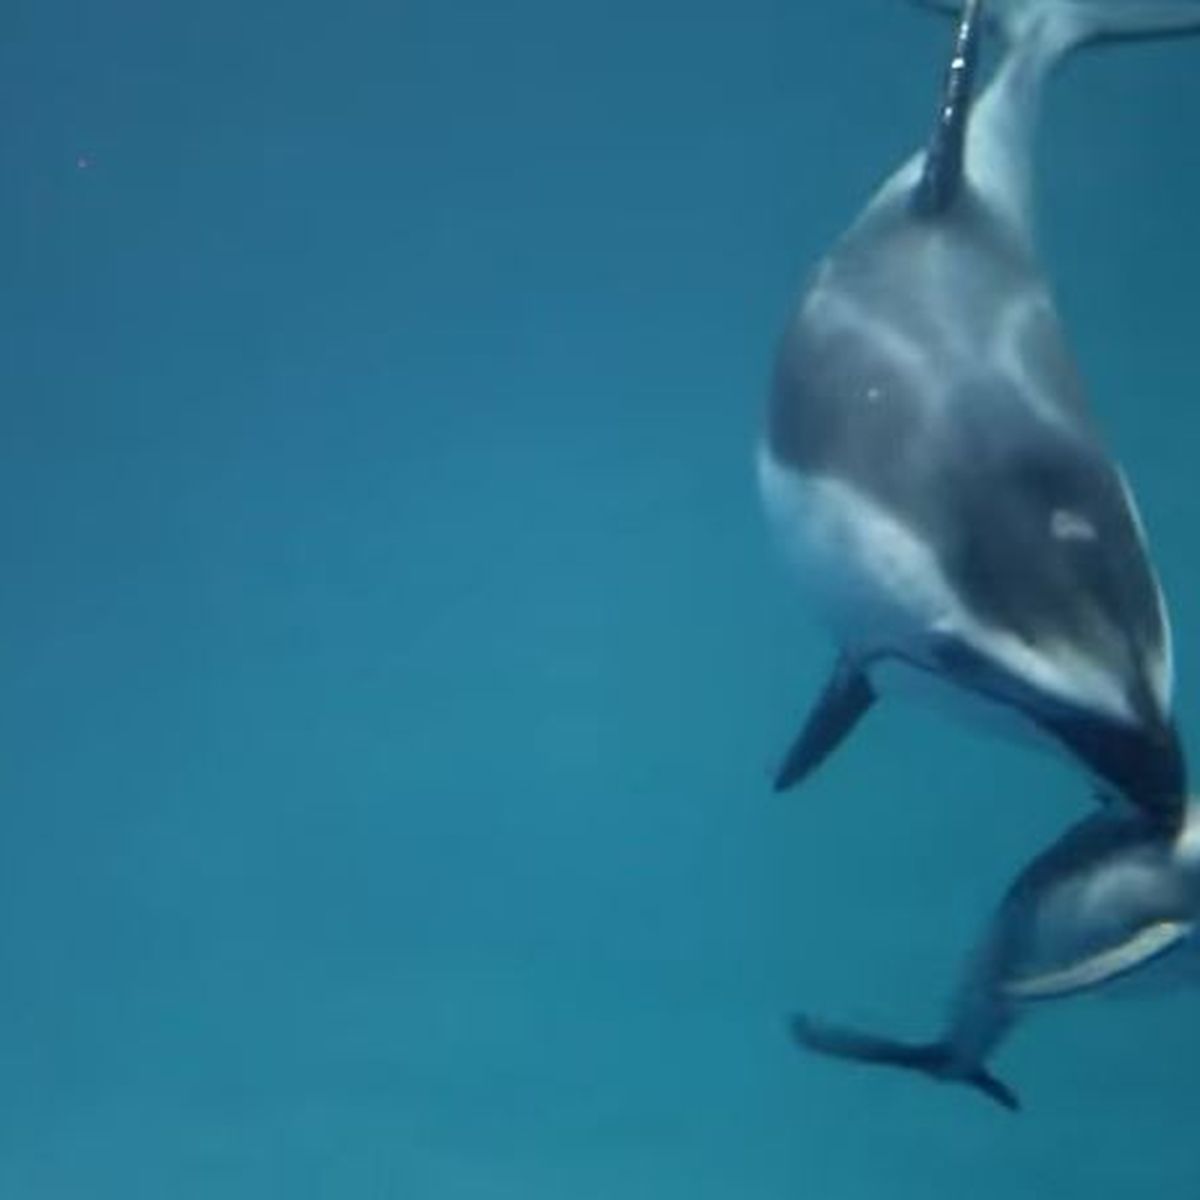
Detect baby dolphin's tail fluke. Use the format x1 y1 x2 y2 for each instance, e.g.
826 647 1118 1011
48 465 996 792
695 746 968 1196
789 1015 1020 1112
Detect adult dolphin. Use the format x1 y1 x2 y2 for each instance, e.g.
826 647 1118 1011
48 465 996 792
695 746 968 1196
791 801 1200 1110
758 0 1200 825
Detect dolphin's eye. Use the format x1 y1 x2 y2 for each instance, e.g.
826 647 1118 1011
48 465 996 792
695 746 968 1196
1050 509 1098 543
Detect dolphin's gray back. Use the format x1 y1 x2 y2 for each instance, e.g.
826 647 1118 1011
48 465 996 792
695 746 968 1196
768 193 1168 725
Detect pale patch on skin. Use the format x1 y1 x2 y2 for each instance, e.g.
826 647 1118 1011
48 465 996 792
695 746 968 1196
804 209 1088 439
1049 508 1097 542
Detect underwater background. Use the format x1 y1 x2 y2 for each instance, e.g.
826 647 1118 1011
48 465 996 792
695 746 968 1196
4 0 1200 1193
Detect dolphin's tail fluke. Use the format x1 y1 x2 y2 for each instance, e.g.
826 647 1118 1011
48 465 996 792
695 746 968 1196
909 0 1200 232
789 1014 1021 1112
912 0 1200 53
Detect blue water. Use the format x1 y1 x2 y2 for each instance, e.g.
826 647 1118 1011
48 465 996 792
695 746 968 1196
4 0 1200 1194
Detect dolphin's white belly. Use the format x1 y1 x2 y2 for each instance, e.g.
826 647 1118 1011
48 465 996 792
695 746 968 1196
756 443 955 655
757 441 1136 731
757 442 1031 738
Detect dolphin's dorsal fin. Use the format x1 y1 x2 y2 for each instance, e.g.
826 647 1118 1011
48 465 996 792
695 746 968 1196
1004 919 1193 1000
773 656 875 792
913 0 986 216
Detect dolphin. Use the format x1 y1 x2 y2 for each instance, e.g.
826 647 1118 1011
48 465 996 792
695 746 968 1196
758 0 1200 824
790 802 1200 1110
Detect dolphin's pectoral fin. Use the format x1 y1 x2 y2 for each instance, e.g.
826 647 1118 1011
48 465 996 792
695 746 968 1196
1004 919 1193 1001
789 1014 1020 1112
773 657 876 792
913 0 984 215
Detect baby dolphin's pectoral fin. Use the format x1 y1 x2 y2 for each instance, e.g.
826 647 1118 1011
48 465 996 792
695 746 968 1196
1004 919 1193 1000
774 657 876 792
789 1014 1020 1112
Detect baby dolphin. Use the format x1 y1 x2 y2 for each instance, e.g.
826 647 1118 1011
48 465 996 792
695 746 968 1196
759 0 1200 824
791 803 1200 1110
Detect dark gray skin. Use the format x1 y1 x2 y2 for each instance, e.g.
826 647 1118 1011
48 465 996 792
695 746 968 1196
759 0 1200 823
